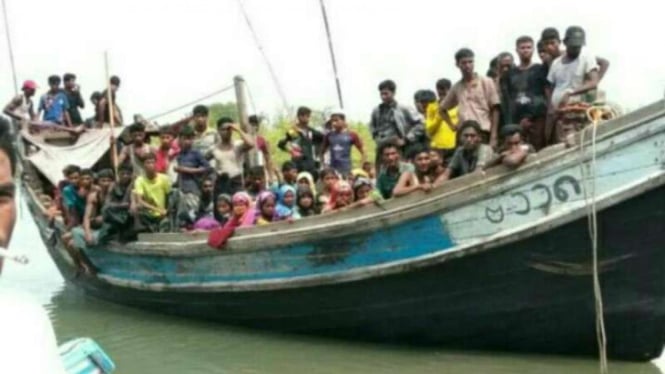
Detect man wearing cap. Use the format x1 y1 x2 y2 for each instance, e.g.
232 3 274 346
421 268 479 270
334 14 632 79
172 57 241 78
38 75 72 126
3 80 38 133
540 27 609 78
320 110 366 177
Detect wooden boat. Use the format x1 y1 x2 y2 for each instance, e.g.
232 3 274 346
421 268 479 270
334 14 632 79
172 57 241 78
19 100 665 361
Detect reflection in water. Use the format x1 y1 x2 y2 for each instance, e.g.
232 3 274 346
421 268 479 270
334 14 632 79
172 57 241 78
3 195 663 373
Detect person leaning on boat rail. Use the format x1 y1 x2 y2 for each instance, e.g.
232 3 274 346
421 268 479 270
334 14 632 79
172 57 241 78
375 142 414 200
392 144 445 198
438 120 496 183
484 124 535 170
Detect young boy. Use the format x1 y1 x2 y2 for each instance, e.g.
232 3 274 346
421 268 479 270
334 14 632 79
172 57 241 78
131 153 172 233
174 126 211 228
320 110 366 177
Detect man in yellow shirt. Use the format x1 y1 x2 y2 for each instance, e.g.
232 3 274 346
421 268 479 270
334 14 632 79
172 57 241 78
414 83 458 165
131 153 172 233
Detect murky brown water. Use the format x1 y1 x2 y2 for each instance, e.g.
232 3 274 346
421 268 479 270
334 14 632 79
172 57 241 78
3 199 663 373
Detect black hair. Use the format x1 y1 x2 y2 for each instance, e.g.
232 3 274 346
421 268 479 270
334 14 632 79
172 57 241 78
458 120 483 135
159 126 175 136
516 36 534 46
378 141 400 157
129 122 145 133
0 118 16 176
486 57 499 78
248 115 260 126
119 163 133 174
63 164 81 177
319 168 338 180
413 89 437 104
142 152 156 163
454 48 474 62
216 117 234 129
110 76 121 86
248 166 265 179
500 124 523 139
537 39 546 52
193 105 209 117
96 168 115 180
80 168 94 177
48 75 61 85
497 52 513 62
436 78 452 92
296 107 312 117
378 80 396 93
406 143 431 161
541 27 560 42
63 73 76 82
90 91 102 102
282 160 298 172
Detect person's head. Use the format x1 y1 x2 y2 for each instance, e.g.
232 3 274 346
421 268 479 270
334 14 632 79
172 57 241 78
216 194 232 217
63 164 81 185
21 80 37 97
63 73 76 89
0 118 16 250
296 107 312 126
329 111 346 132
192 105 209 130
515 36 534 63
297 172 315 193
129 122 146 145
486 57 499 79
497 52 514 75
179 126 196 150
79 169 94 188
429 150 443 169
380 143 401 169
319 168 339 191
201 178 214 197
96 169 114 190
216 117 234 142
331 180 353 208
541 27 561 58
408 145 432 174
378 80 396 104
247 166 266 192
257 191 277 220
455 48 475 78
413 89 437 114
501 124 524 150
142 152 157 175
47 75 61 92
249 115 261 132
537 40 552 65
362 161 374 178
231 192 252 218
435 78 452 100
564 26 586 59
90 91 102 106
353 177 372 201
109 76 121 93
119 164 133 185
279 185 296 208
458 120 483 151
297 186 314 211
281 161 299 184
159 127 175 149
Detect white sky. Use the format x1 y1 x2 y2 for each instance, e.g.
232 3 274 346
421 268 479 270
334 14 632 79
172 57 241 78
0 0 663 125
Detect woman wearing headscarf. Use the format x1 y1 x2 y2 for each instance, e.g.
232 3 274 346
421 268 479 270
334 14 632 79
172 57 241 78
296 171 317 197
322 180 354 214
275 184 299 220
296 186 317 217
207 192 256 249
255 191 277 226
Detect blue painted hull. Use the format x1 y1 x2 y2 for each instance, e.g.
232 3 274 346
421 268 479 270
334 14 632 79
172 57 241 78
35 185 665 361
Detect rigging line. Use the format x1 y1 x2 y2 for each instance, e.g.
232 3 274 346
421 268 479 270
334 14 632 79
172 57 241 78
235 0 290 112
1 0 18 95
147 84 236 122
318 0 344 109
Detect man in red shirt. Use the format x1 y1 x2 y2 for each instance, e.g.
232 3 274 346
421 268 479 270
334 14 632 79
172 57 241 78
154 126 180 179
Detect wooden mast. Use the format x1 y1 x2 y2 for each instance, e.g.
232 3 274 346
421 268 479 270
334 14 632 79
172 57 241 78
234 75 257 167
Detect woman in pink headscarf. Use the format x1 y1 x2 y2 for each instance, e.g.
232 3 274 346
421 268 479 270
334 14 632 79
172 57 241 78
321 180 354 214
208 192 256 249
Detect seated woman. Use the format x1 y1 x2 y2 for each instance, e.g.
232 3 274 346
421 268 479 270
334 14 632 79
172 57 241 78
350 177 383 208
392 146 441 197
275 185 299 221
296 186 318 217
322 180 354 214
207 192 256 249
255 191 277 226
189 194 233 234
296 171 317 197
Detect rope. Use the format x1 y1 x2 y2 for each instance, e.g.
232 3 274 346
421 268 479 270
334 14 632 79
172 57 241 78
1 0 18 95
236 0 290 112
318 0 344 109
579 108 609 374
147 84 235 122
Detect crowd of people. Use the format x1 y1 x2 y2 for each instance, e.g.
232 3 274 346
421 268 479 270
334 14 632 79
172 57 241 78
4 25 610 266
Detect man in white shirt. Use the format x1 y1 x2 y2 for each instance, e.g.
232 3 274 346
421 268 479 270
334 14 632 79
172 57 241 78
546 26 601 109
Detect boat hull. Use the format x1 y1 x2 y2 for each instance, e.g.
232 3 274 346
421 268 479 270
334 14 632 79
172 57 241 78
44 184 665 361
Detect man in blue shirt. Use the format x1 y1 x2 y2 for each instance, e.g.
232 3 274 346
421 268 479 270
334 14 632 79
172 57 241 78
174 126 211 228
38 75 71 126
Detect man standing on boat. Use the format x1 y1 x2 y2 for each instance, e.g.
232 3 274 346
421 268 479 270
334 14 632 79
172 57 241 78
320 109 366 177
370 80 425 168
96 76 123 127
175 126 213 228
278 107 324 179
501 36 549 151
3 80 37 135
440 49 501 149
63 73 85 126
38 75 72 127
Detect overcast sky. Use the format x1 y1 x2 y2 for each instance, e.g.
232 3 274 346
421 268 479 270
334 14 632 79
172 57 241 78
0 0 663 125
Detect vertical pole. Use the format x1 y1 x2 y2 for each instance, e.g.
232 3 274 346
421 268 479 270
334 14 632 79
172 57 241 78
234 75 256 167
318 0 344 109
105 52 118 181
1 0 18 95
